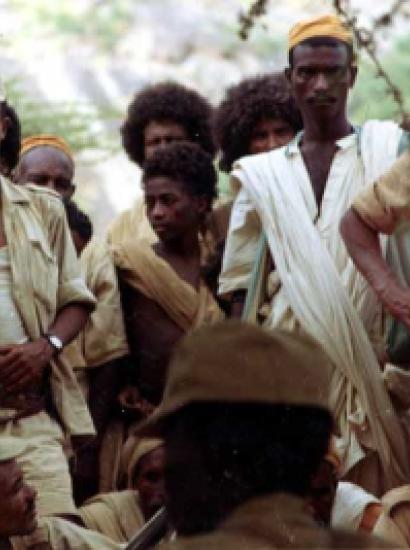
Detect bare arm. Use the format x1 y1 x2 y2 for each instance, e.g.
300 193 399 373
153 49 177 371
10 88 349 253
340 208 410 329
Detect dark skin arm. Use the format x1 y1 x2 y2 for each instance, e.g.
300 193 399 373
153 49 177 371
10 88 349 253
0 303 90 393
230 290 247 319
340 209 410 330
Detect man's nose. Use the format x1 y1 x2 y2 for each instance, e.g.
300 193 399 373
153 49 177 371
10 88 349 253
151 201 165 219
267 134 280 151
313 72 329 92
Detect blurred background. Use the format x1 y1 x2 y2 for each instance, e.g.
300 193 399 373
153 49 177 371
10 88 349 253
0 0 409 233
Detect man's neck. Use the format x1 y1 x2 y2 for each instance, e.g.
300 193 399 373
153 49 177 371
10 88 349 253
302 113 352 144
155 231 200 259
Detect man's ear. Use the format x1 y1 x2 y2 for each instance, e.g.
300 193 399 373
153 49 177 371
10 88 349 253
0 115 10 141
349 65 358 88
68 184 76 199
195 195 210 217
284 67 291 83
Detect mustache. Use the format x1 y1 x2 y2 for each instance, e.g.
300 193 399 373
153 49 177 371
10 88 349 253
307 94 335 103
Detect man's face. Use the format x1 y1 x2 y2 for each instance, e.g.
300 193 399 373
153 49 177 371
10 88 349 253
144 120 189 161
145 176 207 243
249 117 296 155
288 43 356 121
133 446 166 520
0 460 37 537
16 146 75 199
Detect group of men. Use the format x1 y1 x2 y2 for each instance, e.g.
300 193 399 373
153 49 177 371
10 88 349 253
2 11 410 549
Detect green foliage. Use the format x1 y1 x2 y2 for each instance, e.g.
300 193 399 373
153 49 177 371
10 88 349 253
5 78 120 153
10 0 136 52
349 35 410 123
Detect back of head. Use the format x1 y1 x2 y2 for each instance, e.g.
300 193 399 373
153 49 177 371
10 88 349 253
137 321 333 535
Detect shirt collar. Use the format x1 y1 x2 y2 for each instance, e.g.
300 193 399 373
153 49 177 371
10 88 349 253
285 126 360 158
0 176 30 204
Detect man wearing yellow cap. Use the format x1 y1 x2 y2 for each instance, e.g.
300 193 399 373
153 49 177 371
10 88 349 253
135 321 391 548
220 14 410 495
14 135 75 200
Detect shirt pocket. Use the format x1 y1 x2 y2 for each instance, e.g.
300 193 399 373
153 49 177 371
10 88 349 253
30 239 59 316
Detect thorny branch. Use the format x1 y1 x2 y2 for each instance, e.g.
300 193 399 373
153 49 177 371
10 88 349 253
238 0 270 40
333 0 410 124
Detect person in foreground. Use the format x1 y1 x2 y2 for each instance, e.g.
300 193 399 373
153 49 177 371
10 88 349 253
135 321 392 548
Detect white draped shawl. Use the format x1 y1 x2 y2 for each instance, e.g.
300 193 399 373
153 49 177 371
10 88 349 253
221 121 409 491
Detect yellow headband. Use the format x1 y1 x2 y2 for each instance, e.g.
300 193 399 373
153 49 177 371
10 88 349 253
289 14 353 52
20 134 74 163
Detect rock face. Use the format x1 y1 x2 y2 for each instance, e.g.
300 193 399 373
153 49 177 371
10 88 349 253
0 0 405 233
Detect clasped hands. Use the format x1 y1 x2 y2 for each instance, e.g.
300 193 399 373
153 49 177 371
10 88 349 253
0 338 54 394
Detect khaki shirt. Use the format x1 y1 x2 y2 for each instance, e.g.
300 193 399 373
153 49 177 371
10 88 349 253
353 150 410 234
162 493 394 549
79 239 129 368
0 177 96 438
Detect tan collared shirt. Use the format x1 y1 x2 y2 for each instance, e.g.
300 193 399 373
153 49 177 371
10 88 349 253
0 177 96 438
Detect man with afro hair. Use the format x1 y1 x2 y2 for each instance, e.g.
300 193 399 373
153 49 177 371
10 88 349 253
112 142 224 407
214 72 302 173
108 81 216 245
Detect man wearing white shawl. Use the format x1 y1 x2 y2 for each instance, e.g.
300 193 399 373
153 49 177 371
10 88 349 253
219 14 410 495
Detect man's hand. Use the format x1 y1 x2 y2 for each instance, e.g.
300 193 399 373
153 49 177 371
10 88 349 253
118 385 155 419
0 339 54 393
378 277 410 331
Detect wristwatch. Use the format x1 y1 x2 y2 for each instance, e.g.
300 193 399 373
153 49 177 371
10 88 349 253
44 334 64 355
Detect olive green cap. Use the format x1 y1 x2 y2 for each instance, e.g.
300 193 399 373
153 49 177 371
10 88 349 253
136 321 332 437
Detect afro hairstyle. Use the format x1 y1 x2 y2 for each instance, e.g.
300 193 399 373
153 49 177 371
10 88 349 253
214 72 303 172
142 142 217 212
121 81 216 167
0 101 21 175
63 198 93 243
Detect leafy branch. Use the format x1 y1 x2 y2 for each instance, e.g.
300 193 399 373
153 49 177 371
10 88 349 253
333 0 410 124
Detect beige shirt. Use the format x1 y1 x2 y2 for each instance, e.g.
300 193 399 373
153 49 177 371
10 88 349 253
79 239 129 368
80 490 145 543
0 177 96 438
162 493 393 549
353 150 410 234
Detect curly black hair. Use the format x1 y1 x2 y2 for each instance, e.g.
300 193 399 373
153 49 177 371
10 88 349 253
142 142 217 210
214 72 303 172
121 82 216 167
63 198 93 242
0 101 21 175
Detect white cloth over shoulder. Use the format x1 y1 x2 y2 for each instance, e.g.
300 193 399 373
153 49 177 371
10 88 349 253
332 482 380 531
220 121 409 492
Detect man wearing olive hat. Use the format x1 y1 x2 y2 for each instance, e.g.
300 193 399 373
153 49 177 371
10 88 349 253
135 321 391 548
220 14 410 495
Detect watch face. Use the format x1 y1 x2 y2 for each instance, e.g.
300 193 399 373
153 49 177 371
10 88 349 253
49 335 63 350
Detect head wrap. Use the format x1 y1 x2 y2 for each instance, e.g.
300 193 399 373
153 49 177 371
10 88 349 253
20 134 74 163
136 321 332 437
122 437 163 487
0 437 25 463
289 14 353 52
